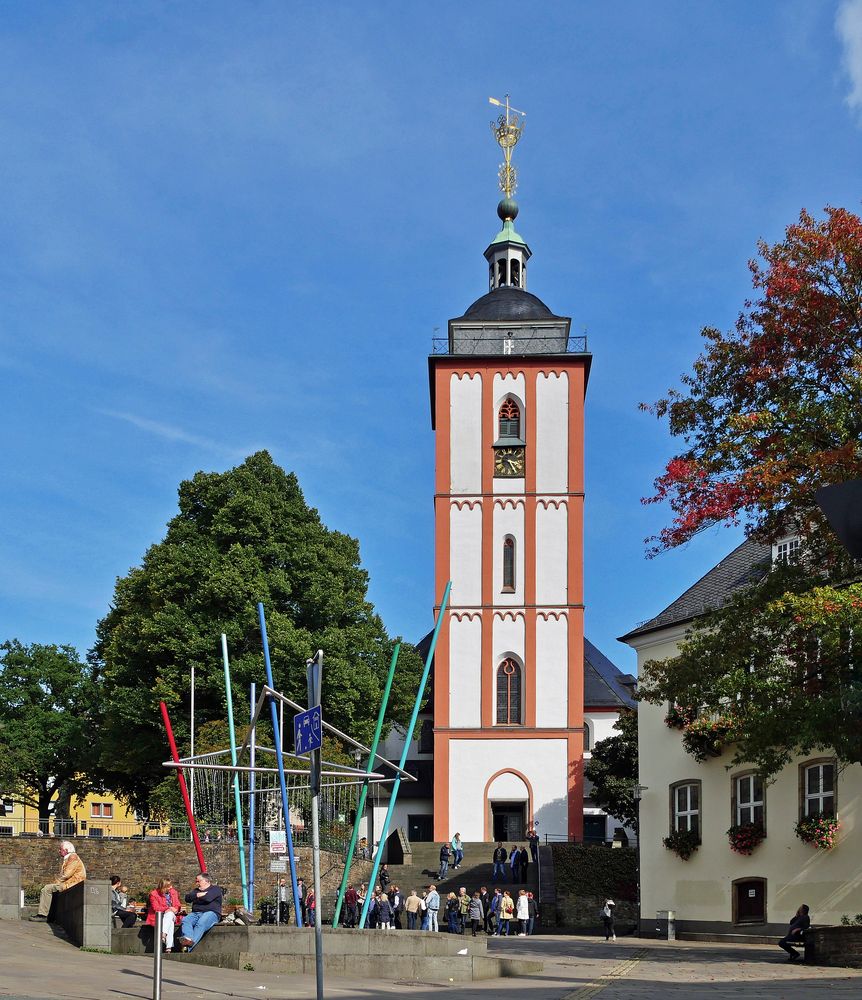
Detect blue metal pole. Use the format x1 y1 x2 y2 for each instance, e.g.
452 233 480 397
257 602 303 926
221 634 250 910
249 682 256 913
358 581 451 928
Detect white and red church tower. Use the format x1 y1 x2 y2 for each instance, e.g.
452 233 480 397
428 119 591 842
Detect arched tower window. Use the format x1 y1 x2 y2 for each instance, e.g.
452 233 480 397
510 259 521 287
496 658 522 725
502 536 515 592
489 263 494 291
497 259 508 287
498 398 521 439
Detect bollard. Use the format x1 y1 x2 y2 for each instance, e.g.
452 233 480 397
153 909 163 1000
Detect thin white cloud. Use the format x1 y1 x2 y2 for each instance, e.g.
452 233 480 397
837 0 862 115
96 408 253 459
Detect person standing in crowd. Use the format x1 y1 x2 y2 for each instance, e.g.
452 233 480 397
177 872 223 951
31 841 86 922
516 888 530 936
451 832 464 870
778 904 811 962
376 891 392 930
519 844 529 882
405 888 422 930
344 883 358 928
367 889 378 929
492 842 507 883
446 891 459 933
468 891 484 937
278 878 292 925
297 878 307 927
490 887 502 934
425 884 440 932
420 889 430 930
146 878 181 951
305 886 316 925
479 886 491 934
110 875 137 928
390 885 403 929
379 864 391 891
528 826 540 864
498 890 514 936
438 842 451 881
509 845 520 883
527 891 538 935
458 886 470 934
600 898 616 941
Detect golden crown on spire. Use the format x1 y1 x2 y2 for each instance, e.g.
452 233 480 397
489 94 526 197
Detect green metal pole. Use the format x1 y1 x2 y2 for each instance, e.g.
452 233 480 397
358 581 451 929
221 633 250 910
331 642 401 928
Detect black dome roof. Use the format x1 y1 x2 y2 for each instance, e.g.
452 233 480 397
460 286 557 322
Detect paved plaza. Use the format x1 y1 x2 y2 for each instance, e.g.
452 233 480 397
1 921 861 999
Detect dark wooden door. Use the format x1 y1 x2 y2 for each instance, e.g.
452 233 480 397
735 880 765 923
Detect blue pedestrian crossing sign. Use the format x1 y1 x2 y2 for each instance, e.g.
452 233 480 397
293 706 323 754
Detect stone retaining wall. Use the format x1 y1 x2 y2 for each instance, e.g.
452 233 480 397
0 838 370 908
809 925 862 968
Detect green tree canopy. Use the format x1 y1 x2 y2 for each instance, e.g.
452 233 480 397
0 640 99 819
92 451 422 812
583 710 639 832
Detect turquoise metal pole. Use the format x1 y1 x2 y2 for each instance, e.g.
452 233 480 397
331 642 400 928
221 634 250 910
358 581 451 928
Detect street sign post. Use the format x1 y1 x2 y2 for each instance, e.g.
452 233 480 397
269 829 287 855
293 706 323 755
269 858 287 873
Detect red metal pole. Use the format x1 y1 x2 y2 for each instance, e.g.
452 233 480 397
160 700 206 872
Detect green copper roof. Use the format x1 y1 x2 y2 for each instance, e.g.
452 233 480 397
489 219 527 247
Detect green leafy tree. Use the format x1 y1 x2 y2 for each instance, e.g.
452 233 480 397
583 710 639 832
639 207 862 772
0 641 99 820
92 451 422 812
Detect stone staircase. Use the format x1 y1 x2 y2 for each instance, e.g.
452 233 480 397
384 841 540 898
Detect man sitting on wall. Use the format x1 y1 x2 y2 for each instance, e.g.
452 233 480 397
177 872 223 951
30 840 86 921
778 904 811 962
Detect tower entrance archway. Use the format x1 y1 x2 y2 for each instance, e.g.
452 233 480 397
491 802 526 841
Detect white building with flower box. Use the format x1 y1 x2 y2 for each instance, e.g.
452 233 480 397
621 537 862 937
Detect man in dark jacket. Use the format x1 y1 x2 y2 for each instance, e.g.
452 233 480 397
492 843 507 882
778 904 811 961
344 884 358 928
177 873 223 951
379 864 392 890
438 843 451 880
479 886 491 933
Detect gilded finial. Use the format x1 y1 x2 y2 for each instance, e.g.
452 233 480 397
489 94 526 198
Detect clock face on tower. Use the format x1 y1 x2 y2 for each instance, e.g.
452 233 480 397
494 446 526 478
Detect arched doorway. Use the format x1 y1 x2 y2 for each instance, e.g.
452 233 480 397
485 770 532 841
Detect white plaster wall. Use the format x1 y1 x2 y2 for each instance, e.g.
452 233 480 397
368 800 433 855
493 614 525 671
493 502 524 606
488 771 530 799
632 629 862 930
448 738 569 841
449 615 482 728
535 372 568 493
450 373 482 494
450 503 482 606
535 503 568 605
584 712 619 754
535 614 568 728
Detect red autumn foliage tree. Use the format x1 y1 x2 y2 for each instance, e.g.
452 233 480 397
643 206 862 557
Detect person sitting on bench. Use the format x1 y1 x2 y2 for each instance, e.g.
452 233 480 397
177 872 223 951
110 875 137 928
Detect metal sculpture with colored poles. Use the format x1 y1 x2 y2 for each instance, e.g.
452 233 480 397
221 633 250 910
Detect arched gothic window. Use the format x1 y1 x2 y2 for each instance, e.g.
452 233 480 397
498 398 521 439
502 537 515 591
496 658 522 725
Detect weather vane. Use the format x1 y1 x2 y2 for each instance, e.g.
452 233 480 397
489 94 526 198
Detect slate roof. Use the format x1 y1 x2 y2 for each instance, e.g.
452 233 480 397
619 536 772 643
458 286 563 322
584 638 637 709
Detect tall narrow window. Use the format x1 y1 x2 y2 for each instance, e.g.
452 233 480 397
511 259 521 287
803 762 835 817
496 658 522 725
502 537 515 591
497 259 507 287
672 782 700 835
735 774 764 826
498 398 521 439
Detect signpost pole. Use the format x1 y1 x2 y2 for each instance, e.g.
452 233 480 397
307 650 324 1000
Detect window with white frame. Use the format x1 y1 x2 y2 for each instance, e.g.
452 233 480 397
773 536 801 564
803 762 835 817
672 782 700 835
735 774 764 826
91 802 113 819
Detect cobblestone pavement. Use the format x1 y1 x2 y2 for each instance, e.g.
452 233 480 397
2 922 861 1000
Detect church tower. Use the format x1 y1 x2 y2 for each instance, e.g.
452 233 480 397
429 100 591 842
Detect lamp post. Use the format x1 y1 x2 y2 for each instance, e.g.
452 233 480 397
633 784 648 936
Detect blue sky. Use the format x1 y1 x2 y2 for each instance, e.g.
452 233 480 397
2 1 862 675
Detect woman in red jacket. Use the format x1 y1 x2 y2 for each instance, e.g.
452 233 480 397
146 879 181 951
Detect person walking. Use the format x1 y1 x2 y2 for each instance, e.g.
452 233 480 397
451 832 464 869
468 891 484 937
425 885 440 932
778 904 811 961
31 841 86 921
516 888 530 936
405 889 422 930
438 842 451 881
492 842 507 883
600 898 616 941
